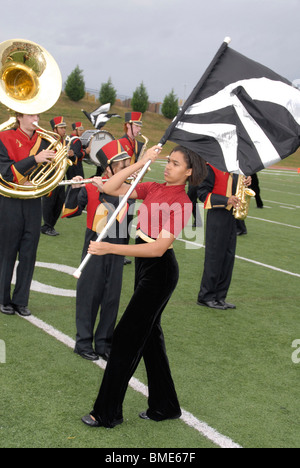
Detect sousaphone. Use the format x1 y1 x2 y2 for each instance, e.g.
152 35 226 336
0 39 73 199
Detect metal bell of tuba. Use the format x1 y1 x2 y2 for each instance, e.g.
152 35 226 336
233 175 256 220
0 39 73 199
0 38 62 115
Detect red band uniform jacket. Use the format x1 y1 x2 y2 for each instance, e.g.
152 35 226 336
198 164 238 210
118 135 144 165
0 127 48 185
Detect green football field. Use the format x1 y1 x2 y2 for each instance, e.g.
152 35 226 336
0 160 299 449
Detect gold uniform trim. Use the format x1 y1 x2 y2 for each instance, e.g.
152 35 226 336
136 229 173 249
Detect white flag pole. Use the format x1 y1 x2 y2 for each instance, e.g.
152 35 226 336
73 159 153 279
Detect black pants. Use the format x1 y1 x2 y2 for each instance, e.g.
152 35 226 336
250 173 263 208
91 238 181 427
187 184 202 227
75 230 125 355
41 186 65 230
0 196 41 306
198 209 237 303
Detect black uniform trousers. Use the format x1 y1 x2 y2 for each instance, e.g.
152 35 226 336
41 185 65 230
187 184 202 227
75 229 125 355
198 209 237 303
0 196 41 306
91 238 181 428
250 173 263 208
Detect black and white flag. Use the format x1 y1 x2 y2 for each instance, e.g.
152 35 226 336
82 103 121 130
160 38 300 175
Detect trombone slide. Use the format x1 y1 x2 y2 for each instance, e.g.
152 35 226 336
59 176 134 186
59 178 95 186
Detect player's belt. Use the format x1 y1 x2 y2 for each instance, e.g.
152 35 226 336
136 229 173 249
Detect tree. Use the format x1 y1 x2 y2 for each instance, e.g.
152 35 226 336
99 77 117 106
131 82 149 113
64 66 85 102
161 89 179 119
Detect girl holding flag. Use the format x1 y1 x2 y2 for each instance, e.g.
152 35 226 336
82 144 207 428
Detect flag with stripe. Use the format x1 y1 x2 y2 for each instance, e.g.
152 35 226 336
82 103 121 130
160 39 300 175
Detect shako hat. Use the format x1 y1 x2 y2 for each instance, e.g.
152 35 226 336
96 140 130 171
125 111 143 126
72 122 84 131
50 116 66 130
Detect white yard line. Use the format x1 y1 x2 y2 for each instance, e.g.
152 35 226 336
176 239 300 277
235 256 300 278
262 188 300 197
247 216 300 229
262 200 300 209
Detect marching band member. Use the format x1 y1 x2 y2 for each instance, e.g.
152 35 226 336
0 113 55 316
66 122 87 180
62 140 131 361
41 116 69 237
81 145 207 428
118 112 144 164
197 165 251 310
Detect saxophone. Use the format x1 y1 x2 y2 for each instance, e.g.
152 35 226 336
233 175 256 220
138 133 149 160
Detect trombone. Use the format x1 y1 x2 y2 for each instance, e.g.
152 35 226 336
59 176 135 186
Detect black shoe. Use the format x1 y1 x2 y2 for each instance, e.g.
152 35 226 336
98 352 110 361
81 413 123 428
218 300 236 309
13 305 31 316
41 227 59 236
124 258 132 265
0 304 15 315
236 230 247 236
139 411 151 420
197 300 227 310
81 414 101 427
74 349 99 361
139 411 181 421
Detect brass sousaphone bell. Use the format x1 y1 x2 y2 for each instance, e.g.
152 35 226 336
0 39 73 199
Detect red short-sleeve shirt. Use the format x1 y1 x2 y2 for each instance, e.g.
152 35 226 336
134 182 192 239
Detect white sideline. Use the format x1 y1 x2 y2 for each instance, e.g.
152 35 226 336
247 216 300 229
177 239 300 278
21 314 242 449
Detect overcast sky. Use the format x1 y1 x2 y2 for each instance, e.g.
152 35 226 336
0 0 299 103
